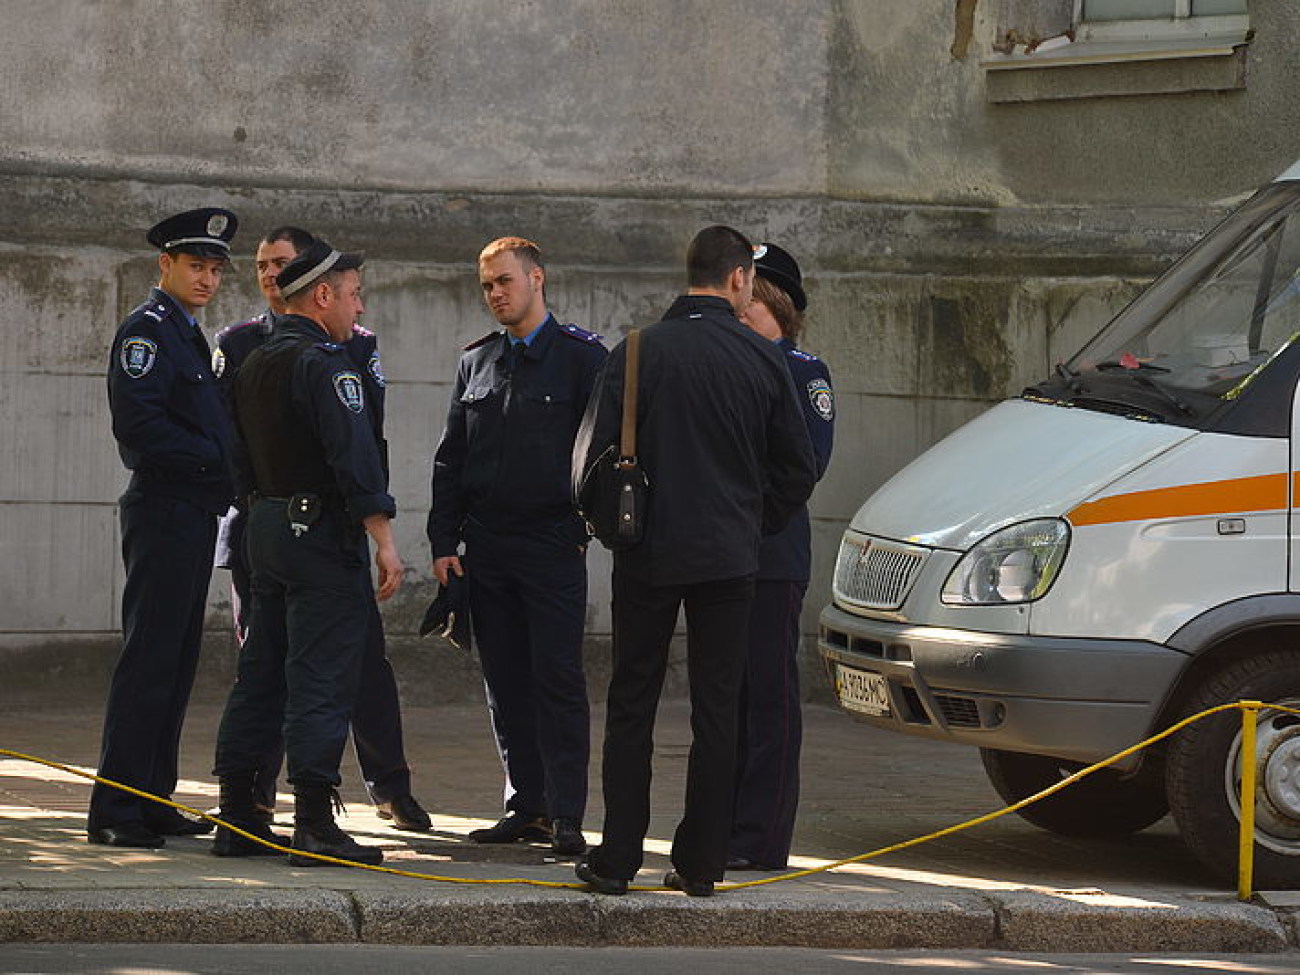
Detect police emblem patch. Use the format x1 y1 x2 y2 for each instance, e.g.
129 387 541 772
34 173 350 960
333 371 366 413
207 213 228 237
120 337 158 379
211 347 226 379
808 377 834 421
367 352 386 388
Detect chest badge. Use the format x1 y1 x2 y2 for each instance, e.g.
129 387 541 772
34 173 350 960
333 370 366 413
120 337 158 379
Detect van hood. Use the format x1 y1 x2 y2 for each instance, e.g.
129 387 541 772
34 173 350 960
851 399 1196 552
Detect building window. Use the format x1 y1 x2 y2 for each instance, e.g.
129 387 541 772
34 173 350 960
984 0 1252 102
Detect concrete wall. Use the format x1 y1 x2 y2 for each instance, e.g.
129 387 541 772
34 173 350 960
1 0 1296 701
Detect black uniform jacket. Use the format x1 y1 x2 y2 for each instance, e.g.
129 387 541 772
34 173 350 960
107 286 234 514
757 339 835 583
574 295 817 587
232 314 394 525
214 313 387 565
427 314 607 557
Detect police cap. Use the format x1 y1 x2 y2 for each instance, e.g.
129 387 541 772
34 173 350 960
753 242 806 312
147 207 238 259
276 236 365 299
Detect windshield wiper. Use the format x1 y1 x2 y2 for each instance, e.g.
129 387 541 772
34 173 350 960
1132 375 1195 416
1095 360 1171 374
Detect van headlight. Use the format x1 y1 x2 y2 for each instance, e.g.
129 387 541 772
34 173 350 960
941 518 1070 605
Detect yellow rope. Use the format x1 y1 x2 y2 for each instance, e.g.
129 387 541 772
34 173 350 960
5 699 1294 893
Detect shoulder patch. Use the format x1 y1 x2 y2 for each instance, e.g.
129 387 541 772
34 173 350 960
560 322 603 344
367 351 386 387
788 348 820 363
463 331 500 352
333 370 366 413
211 347 226 379
120 337 159 379
807 377 835 422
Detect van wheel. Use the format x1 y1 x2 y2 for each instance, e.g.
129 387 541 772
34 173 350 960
980 748 1168 837
1166 650 1300 889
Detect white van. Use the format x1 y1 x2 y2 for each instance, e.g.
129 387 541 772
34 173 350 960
820 159 1300 887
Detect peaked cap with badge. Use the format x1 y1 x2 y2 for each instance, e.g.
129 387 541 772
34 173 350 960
147 207 238 260
752 242 807 312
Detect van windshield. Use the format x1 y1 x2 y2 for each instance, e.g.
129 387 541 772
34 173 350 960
1030 182 1300 427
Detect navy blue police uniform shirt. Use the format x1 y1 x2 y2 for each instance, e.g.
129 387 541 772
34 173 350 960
214 313 387 565
107 286 234 514
428 314 607 557
231 315 394 525
756 338 835 583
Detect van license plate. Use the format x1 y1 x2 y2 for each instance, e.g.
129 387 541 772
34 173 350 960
835 664 890 717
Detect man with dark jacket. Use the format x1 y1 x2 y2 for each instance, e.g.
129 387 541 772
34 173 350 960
572 225 817 897
89 207 238 848
429 237 607 857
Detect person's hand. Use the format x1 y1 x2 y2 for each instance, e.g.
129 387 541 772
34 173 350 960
375 544 404 601
433 555 463 587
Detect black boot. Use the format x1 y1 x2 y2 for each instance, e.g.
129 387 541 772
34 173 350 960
289 782 384 867
211 773 288 858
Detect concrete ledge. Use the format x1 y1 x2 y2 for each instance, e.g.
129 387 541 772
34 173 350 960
592 891 995 949
995 890 1289 953
0 889 357 943
356 888 600 946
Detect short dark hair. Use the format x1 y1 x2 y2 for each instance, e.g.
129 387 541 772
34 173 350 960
262 225 315 254
686 225 753 289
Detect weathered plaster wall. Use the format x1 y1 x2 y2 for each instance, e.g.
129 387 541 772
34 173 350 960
0 0 1294 702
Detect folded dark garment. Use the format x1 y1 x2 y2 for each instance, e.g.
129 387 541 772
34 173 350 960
419 573 470 651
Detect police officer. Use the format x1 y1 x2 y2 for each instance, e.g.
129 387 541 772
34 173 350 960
729 243 834 872
89 207 239 848
213 226 430 833
428 237 607 857
211 237 402 866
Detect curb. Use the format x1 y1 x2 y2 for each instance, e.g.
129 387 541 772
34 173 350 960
0 886 1291 951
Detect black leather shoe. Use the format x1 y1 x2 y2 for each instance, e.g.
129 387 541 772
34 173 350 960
551 818 586 856
664 870 715 897
289 823 384 867
145 807 214 836
376 794 432 832
468 812 550 844
575 860 628 895
87 822 164 849
210 819 288 858
725 854 777 872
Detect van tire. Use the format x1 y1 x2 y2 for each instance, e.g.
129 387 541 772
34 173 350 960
1166 650 1300 889
980 748 1168 837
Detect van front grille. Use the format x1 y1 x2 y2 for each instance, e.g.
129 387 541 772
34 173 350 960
833 535 928 611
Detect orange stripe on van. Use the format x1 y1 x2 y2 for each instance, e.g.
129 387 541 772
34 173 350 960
1067 473 1290 528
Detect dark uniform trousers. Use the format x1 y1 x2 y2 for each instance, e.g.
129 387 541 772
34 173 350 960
731 578 807 868
214 500 370 787
462 519 589 823
592 567 756 883
88 489 218 828
229 555 412 803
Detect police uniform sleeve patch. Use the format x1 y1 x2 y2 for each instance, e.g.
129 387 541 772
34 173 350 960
367 352 386 387
120 337 159 379
333 370 366 413
808 377 835 421
211 347 226 379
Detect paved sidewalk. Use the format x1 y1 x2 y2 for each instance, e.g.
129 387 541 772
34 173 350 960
2 697 1298 952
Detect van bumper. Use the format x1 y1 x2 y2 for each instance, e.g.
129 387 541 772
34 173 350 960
818 603 1189 767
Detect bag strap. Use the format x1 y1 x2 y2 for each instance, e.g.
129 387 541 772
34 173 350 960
619 329 641 462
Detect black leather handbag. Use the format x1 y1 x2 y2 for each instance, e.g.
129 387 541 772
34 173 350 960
578 329 649 551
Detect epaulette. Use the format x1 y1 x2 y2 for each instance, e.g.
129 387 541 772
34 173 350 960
463 331 501 352
215 312 271 343
134 300 169 324
788 348 821 363
560 322 603 344
314 340 346 354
